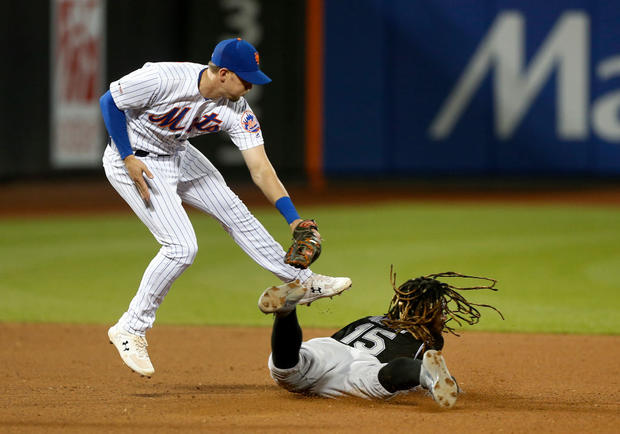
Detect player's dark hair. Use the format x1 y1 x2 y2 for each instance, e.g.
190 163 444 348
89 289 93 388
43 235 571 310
382 267 504 348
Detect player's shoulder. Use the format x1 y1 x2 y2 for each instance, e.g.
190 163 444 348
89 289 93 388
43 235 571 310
140 61 205 77
347 315 386 324
346 315 390 328
367 315 388 324
141 61 204 69
334 315 384 333
363 315 404 333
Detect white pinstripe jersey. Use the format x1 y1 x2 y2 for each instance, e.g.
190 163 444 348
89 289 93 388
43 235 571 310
109 62 264 155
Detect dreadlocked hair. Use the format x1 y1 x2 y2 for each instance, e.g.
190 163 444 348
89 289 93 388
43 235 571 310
381 266 504 348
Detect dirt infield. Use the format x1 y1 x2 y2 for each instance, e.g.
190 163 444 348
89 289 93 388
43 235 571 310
1 323 618 433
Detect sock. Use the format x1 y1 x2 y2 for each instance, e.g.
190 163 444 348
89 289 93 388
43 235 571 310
378 357 423 392
271 308 303 369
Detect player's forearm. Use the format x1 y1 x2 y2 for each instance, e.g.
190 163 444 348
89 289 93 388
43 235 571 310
249 167 301 224
250 166 289 205
242 145 300 224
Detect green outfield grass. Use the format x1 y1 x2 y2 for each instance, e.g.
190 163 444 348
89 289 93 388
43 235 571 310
1 201 619 334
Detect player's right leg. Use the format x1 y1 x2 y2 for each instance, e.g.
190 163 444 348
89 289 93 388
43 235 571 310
103 148 198 375
377 357 424 393
178 145 352 306
378 352 458 408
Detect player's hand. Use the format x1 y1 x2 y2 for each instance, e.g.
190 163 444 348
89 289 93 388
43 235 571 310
124 155 154 203
290 219 322 240
284 219 322 269
289 218 303 233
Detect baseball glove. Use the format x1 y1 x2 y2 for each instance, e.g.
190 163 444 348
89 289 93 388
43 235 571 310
284 219 322 269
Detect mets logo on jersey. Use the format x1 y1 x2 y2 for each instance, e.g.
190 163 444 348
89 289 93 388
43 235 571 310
241 110 261 133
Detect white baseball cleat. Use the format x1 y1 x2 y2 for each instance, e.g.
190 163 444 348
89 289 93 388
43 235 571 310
108 324 155 377
299 273 352 305
420 350 458 409
258 280 306 314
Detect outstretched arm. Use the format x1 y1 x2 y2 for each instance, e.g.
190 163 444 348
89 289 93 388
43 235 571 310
241 145 302 231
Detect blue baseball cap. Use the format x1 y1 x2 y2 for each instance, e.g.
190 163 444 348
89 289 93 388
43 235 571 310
211 38 272 85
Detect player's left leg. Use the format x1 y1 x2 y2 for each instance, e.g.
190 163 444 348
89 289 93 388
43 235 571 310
258 280 306 314
103 148 198 377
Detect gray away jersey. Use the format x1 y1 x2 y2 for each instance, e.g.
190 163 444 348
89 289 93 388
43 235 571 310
109 62 264 155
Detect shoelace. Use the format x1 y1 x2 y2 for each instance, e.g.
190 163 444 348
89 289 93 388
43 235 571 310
132 336 150 359
307 274 328 289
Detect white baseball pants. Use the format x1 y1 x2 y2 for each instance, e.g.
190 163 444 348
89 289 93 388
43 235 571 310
268 337 396 400
103 144 311 335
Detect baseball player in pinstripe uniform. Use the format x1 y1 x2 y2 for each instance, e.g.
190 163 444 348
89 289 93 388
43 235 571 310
259 271 503 406
99 38 352 377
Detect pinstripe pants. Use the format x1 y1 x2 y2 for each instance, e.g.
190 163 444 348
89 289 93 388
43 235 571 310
103 144 311 335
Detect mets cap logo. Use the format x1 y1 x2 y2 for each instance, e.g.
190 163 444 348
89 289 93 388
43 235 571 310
241 110 261 133
254 51 260 66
